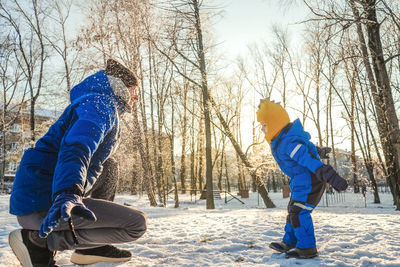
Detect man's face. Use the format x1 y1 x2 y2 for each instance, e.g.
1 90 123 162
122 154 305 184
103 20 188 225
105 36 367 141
127 86 140 106
260 122 267 135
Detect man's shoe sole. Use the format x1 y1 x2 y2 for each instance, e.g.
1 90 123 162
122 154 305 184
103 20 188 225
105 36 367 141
9 229 33 267
70 252 131 265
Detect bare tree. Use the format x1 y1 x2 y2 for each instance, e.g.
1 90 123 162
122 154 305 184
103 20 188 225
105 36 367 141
0 0 48 145
300 0 400 209
164 83 179 207
178 79 189 194
350 0 400 208
0 36 26 191
152 0 216 208
45 0 81 92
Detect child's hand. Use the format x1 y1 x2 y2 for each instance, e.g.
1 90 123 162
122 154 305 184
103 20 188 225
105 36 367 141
315 165 348 191
316 146 331 159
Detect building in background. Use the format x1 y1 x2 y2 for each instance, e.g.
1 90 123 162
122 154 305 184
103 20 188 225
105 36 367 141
0 104 58 191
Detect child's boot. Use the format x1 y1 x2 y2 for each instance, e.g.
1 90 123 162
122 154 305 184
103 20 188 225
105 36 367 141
285 247 318 259
269 241 294 253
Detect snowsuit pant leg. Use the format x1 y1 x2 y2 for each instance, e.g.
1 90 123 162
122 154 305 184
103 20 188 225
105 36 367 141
282 208 297 246
17 198 147 251
284 171 325 249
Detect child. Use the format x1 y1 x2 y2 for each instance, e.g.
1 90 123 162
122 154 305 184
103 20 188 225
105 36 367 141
256 99 348 259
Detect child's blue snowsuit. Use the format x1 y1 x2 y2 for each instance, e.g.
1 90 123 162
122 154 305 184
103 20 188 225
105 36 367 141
270 119 326 249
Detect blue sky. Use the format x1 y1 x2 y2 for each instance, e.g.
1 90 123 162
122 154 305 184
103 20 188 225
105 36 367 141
211 0 313 146
64 0 321 147
213 0 309 61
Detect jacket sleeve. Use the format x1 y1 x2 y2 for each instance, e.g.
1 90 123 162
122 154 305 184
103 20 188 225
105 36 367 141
51 99 115 199
285 141 324 173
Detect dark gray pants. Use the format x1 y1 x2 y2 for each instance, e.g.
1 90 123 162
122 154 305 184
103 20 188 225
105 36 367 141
17 158 147 251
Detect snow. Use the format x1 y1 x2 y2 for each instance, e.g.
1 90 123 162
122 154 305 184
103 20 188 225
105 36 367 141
0 191 399 267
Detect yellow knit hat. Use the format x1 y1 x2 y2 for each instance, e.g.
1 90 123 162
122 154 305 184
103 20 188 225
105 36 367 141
256 99 290 143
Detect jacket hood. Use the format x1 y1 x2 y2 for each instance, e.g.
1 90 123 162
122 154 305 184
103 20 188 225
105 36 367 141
284 119 310 141
270 118 312 152
70 70 117 105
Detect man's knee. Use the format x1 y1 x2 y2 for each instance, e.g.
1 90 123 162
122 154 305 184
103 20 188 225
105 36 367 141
136 211 147 235
127 210 147 239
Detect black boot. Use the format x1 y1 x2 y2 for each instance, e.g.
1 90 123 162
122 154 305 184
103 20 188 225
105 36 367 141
9 229 57 267
269 241 294 253
285 247 318 259
70 245 132 265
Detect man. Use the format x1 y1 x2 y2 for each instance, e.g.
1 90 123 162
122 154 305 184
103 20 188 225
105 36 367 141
256 99 347 259
9 59 147 266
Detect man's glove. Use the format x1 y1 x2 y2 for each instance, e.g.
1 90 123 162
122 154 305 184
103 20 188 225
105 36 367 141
39 191 97 238
317 146 331 159
315 164 348 191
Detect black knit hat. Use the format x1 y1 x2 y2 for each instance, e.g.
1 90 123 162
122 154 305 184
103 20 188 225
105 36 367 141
105 59 138 88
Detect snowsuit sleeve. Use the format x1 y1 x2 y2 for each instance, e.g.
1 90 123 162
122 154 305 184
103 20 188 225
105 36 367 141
51 98 115 199
285 141 324 173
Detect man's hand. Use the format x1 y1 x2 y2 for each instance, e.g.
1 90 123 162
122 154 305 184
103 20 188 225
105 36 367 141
39 192 96 238
315 164 348 191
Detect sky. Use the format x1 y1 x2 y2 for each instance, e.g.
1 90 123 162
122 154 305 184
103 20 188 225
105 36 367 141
213 0 309 61
63 0 332 150
211 0 313 147
60 0 313 150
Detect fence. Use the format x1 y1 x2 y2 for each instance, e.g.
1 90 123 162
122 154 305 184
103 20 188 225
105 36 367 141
320 187 346 207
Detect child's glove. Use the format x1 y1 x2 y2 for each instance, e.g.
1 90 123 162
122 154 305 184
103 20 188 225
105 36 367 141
316 146 331 159
315 164 348 191
39 189 96 238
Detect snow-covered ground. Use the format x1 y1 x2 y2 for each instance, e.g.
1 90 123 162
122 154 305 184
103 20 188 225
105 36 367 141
0 190 399 267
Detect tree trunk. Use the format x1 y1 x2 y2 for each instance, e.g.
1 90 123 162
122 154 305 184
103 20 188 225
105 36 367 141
224 149 231 192
157 112 165 205
251 121 257 192
197 120 204 196
236 117 247 191
29 99 36 146
138 46 154 197
350 80 359 193
218 140 225 190
236 153 243 191
272 172 277 193
193 0 214 209
190 94 197 195
149 50 158 201
179 84 188 193
366 160 380 203
1 128 6 192
169 99 179 208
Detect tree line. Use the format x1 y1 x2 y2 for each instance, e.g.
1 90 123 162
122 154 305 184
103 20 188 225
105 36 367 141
1 0 399 210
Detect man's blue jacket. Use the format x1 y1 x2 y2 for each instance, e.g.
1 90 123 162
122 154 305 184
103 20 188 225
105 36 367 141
270 119 324 202
10 70 123 216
